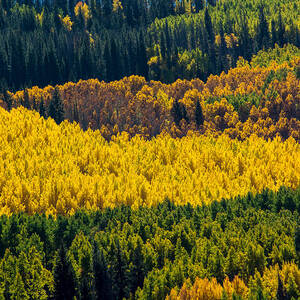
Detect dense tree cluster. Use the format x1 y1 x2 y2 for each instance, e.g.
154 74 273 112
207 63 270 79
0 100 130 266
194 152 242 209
3 47 299 141
0 106 299 215
0 0 299 91
147 0 299 82
0 187 299 299
0 2 299 299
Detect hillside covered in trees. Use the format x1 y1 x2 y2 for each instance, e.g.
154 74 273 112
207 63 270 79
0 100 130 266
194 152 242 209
0 0 299 299
0 0 299 91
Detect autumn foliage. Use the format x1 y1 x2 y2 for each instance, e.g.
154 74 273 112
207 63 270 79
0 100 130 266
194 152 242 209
0 106 299 215
3 51 299 142
167 263 300 300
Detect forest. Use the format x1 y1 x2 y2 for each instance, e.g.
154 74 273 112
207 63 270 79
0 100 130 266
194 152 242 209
0 0 299 299
0 0 299 91
0 188 299 299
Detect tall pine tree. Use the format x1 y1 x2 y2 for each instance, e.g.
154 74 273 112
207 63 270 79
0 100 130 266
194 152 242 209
48 87 64 124
53 245 77 300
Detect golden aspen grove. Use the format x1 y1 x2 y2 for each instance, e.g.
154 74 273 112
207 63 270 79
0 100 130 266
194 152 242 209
0 106 299 215
0 0 300 298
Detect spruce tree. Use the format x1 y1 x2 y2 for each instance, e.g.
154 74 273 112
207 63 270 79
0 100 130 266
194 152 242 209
204 8 214 44
3 90 12 111
276 272 287 299
171 99 183 126
53 245 77 300
218 25 228 72
104 41 111 82
110 39 120 80
93 244 113 300
181 102 189 123
195 99 204 127
137 31 149 79
110 238 129 300
48 87 64 124
39 97 46 118
277 11 285 47
131 237 145 292
257 6 270 50
23 88 30 109
271 20 277 47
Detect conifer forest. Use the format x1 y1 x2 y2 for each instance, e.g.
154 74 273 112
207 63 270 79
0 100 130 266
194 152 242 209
0 0 299 299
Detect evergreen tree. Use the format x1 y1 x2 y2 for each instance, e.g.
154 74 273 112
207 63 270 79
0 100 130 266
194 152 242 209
93 244 113 300
23 88 30 109
277 11 285 47
137 31 149 79
171 99 189 126
195 99 204 127
218 25 228 72
180 102 189 123
257 6 270 50
39 97 46 118
110 38 121 81
271 20 277 47
53 245 77 300
276 272 287 299
239 13 252 60
130 237 145 292
104 41 111 82
204 8 214 44
110 237 129 300
48 87 64 124
171 99 183 126
3 90 12 111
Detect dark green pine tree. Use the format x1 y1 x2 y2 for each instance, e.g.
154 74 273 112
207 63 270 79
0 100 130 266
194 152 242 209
110 38 121 81
103 41 111 82
257 6 270 50
93 244 113 300
53 245 77 300
130 237 145 292
271 20 277 47
48 87 64 124
180 102 189 123
39 97 46 118
171 99 189 126
204 8 214 44
239 13 252 61
217 25 228 73
171 99 183 126
23 88 30 109
195 99 204 127
137 31 149 79
276 272 287 299
160 32 167 60
110 237 130 300
3 90 12 111
277 11 285 47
